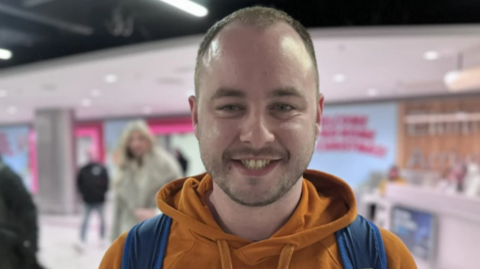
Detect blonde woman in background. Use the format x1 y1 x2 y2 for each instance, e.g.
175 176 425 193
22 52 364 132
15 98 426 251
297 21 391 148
110 120 182 241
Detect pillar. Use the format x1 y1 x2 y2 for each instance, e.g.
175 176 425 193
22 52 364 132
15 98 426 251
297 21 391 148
34 109 76 214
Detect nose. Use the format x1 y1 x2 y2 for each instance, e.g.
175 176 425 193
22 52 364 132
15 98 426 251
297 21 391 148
239 111 275 148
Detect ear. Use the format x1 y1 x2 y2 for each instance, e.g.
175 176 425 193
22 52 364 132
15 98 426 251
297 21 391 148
188 95 199 139
316 94 324 136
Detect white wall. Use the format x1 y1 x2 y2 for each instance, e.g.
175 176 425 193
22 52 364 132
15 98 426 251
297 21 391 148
435 214 480 269
169 133 205 177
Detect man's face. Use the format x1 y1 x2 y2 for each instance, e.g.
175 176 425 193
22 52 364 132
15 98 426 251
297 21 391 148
190 22 323 207
87 147 98 162
127 130 151 158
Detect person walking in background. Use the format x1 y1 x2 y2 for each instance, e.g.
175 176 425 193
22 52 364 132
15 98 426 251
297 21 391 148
109 120 182 241
0 155 44 269
174 149 188 176
76 147 109 249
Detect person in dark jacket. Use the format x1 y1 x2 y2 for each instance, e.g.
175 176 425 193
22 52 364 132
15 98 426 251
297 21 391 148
0 155 43 269
77 148 109 244
175 149 188 176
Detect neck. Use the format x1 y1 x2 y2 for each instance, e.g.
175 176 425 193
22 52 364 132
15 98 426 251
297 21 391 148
206 178 303 241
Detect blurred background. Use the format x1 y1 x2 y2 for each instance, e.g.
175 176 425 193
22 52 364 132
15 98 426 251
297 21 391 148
0 0 479 268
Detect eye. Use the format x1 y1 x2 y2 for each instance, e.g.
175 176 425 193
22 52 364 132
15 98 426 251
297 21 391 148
218 105 243 111
273 104 295 111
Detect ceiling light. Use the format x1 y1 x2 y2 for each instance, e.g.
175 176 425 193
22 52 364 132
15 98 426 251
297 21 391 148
81 98 92 107
444 71 460 85
333 74 346 83
104 74 118 84
424 51 439 61
0 90 7 98
160 0 208 17
6 106 17 115
143 106 152 115
367 88 378 97
91 89 102 97
444 67 480 92
0 48 12 60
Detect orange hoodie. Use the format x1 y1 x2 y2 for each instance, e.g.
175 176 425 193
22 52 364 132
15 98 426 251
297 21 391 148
100 170 416 269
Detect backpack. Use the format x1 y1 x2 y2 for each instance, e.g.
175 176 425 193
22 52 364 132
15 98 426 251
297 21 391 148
121 214 387 269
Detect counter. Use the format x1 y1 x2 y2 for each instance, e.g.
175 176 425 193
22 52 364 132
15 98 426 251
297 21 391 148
359 184 480 269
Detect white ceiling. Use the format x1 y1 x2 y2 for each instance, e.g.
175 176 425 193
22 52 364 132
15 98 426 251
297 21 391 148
0 25 479 125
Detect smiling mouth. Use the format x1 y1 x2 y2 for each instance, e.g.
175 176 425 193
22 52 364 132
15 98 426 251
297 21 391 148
240 159 271 169
233 158 283 170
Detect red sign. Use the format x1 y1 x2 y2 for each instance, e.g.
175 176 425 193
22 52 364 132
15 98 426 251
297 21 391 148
316 115 387 158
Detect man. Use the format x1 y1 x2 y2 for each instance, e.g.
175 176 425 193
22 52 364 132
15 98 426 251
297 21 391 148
100 7 416 268
0 155 43 269
379 165 407 195
77 147 109 246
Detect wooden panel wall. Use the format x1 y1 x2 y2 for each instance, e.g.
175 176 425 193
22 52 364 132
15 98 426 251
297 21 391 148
397 96 480 174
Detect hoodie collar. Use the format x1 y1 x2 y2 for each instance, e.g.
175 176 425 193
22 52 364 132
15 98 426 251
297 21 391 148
157 170 357 266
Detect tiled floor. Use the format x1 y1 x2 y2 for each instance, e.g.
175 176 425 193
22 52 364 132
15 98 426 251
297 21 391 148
37 204 432 269
37 205 113 269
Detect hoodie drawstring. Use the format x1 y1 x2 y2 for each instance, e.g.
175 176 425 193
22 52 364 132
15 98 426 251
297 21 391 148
217 240 295 269
277 244 295 269
218 240 233 269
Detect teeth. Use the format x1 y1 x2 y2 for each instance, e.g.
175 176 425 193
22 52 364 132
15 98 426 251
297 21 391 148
241 159 271 170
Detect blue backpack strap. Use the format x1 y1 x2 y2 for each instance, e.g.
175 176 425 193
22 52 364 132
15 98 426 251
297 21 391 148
121 214 173 269
335 215 387 269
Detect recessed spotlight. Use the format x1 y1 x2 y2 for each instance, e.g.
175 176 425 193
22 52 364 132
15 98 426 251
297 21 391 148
0 48 12 60
367 88 378 97
333 74 346 83
91 89 102 97
0 90 7 98
143 106 152 115
104 74 118 84
444 71 460 84
424 51 439 61
6 106 17 115
81 99 92 107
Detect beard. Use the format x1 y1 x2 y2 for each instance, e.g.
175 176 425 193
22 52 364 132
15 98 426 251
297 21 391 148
198 124 318 207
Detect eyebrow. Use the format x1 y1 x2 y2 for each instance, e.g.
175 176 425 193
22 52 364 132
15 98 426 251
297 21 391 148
269 87 303 98
210 86 303 101
210 87 246 100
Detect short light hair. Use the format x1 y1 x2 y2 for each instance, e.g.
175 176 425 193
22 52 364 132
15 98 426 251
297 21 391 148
194 6 319 97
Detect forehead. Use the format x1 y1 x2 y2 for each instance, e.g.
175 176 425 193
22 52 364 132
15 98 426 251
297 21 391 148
198 21 316 97
129 130 145 138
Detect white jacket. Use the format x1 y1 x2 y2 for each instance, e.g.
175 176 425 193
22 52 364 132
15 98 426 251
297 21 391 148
109 120 182 241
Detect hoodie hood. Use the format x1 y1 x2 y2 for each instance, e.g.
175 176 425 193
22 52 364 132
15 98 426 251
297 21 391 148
157 170 357 268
